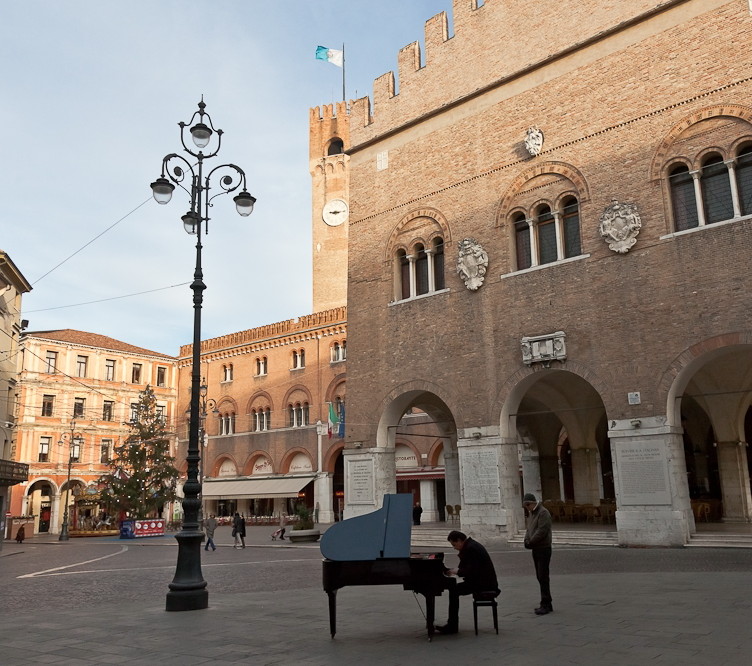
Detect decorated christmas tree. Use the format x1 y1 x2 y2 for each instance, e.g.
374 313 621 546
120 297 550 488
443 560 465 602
98 385 179 519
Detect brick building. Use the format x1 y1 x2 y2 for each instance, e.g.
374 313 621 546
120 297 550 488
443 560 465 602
11 330 178 534
338 0 752 545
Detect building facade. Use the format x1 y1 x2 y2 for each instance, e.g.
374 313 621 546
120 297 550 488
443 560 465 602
340 0 752 545
175 309 348 523
11 330 178 534
0 251 31 547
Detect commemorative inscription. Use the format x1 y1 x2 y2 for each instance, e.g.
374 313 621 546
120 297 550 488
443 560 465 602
346 458 375 504
616 442 671 505
462 449 501 504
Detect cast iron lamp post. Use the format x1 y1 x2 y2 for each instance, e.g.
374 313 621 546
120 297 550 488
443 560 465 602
188 380 218 522
58 421 83 542
150 99 255 611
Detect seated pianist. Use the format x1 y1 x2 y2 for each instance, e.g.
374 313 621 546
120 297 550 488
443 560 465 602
435 530 500 635
321 494 454 640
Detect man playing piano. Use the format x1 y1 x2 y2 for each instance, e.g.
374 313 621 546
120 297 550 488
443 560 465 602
435 530 500 635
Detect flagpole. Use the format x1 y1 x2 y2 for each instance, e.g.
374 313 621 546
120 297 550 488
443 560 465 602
342 42 346 102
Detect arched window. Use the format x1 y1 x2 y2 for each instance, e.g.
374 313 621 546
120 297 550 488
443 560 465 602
669 164 698 231
288 404 296 428
264 407 271 430
328 138 344 155
252 409 260 432
536 205 556 265
432 237 445 290
561 197 582 258
701 154 733 224
398 250 410 300
514 213 532 270
736 146 752 216
415 244 429 295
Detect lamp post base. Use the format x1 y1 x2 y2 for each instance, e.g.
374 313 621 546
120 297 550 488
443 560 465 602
165 530 208 612
165 588 209 612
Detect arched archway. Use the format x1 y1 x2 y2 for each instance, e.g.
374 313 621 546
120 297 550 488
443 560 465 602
663 341 752 524
500 367 612 526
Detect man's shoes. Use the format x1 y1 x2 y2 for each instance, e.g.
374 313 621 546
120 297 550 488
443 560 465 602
434 624 458 635
534 606 553 615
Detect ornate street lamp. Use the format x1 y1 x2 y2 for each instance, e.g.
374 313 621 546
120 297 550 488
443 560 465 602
58 421 83 542
186 380 218 522
150 99 255 612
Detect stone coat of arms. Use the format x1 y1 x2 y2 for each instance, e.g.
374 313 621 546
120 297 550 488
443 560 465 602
599 200 642 253
456 238 489 291
524 127 544 156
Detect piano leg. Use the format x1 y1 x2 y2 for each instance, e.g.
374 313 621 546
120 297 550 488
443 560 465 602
424 594 436 641
327 590 338 638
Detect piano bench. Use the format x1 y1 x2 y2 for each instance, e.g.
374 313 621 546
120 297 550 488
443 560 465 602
472 591 499 635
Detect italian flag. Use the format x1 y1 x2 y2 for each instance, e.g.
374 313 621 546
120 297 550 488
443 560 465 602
328 402 339 439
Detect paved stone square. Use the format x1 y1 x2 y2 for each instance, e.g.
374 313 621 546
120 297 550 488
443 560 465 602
1 527 751 664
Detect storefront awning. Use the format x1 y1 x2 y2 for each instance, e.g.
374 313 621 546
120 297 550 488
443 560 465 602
201 476 315 499
396 468 445 481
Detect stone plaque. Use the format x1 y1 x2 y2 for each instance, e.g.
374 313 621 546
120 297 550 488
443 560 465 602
346 458 375 504
615 441 671 505
461 449 501 504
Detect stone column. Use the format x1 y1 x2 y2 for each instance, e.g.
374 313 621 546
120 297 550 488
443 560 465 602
314 473 336 524
419 479 439 522
609 418 692 546
716 441 752 522
690 170 706 226
443 443 461 509
725 159 742 218
457 427 523 541
52 493 62 535
519 440 542 500
570 447 601 505
342 446 396 519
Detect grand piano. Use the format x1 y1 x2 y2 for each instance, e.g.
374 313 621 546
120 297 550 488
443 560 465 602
321 493 454 640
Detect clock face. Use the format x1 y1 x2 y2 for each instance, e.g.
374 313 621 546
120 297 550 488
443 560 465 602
322 198 349 226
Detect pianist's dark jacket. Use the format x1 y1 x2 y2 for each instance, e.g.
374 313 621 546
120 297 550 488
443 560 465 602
456 538 499 593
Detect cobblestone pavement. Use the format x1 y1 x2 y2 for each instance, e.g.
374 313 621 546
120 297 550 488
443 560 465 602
1 526 751 664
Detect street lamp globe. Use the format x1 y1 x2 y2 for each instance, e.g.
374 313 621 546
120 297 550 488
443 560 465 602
233 190 256 217
189 122 212 149
150 177 175 204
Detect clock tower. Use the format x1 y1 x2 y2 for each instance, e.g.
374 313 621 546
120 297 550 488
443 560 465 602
310 101 350 312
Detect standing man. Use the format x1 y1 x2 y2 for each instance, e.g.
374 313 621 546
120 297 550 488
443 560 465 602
435 530 499 635
204 514 217 551
412 502 423 526
232 511 246 549
523 493 553 615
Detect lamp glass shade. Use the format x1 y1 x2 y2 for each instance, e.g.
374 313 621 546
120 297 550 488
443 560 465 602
182 212 200 235
150 177 174 205
234 191 256 217
190 123 212 149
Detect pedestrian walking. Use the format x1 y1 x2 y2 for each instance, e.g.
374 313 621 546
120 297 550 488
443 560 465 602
412 502 423 526
523 493 553 615
15 525 25 544
232 512 246 548
204 514 217 551
271 514 286 541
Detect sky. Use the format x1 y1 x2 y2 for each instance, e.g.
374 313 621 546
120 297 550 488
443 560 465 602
1 0 453 357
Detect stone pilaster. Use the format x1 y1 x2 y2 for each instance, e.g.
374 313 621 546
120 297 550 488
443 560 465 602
609 417 692 546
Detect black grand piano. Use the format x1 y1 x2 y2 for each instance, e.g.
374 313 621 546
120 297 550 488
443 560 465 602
321 493 454 640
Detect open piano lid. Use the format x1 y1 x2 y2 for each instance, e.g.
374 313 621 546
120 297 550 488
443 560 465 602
320 493 413 561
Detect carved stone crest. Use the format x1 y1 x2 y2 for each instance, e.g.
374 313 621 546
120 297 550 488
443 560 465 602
456 238 489 291
521 331 567 367
599 200 641 253
524 127 544 156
